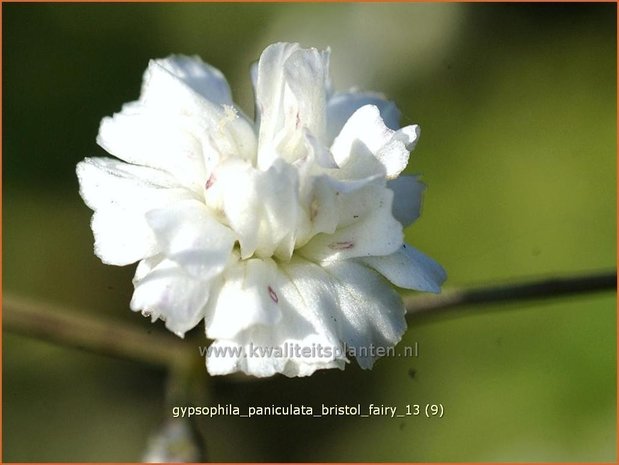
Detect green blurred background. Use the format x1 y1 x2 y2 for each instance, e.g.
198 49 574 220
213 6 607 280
3 3 616 462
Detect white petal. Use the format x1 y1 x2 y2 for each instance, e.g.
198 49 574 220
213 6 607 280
205 258 283 340
205 256 407 376
206 159 301 260
285 259 406 368
205 340 244 376
327 141 387 183
145 199 236 279
207 337 341 378
76 157 195 265
322 260 407 368
331 104 387 166
283 47 329 141
152 55 233 106
89 210 157 267
278 257 348 348
141 57 255 151
255 43 330 169
300 184 403 262
141 57 228 115
361 244 447 293
381 125 420 174
302 129 338 169
296 166 389 249
254 42 299 166
301 175 340 242
291 147 382 248
388 175 425 226
77 157 189 210
250 61 259 99
328 176 387 228
327 90 401 143
206 256 346 377
97 108 207 192
206 332 344 378
331 104 419 179
135 57 258 165
278 257 406 370
131 256 212 337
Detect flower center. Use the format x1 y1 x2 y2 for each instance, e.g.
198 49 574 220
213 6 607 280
203 157 304 262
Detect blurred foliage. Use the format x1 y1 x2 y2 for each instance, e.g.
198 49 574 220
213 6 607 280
3 3 616 462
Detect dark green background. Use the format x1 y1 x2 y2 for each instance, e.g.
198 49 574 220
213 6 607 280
3 3 616 461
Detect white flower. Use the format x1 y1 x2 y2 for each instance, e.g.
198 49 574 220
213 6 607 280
77 42 446 378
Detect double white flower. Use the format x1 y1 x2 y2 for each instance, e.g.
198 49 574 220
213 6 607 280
77 43 446 377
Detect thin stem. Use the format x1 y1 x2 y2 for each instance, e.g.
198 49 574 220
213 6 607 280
3 294 189 368
406 270 616 317
4 271 616 366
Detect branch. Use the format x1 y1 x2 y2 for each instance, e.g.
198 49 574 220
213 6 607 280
3 271 615 366
3 294 190 368
406 270 616 317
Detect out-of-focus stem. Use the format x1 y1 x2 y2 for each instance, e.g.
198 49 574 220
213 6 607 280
3 294 190 368
405 270 616 317
4 271 616 365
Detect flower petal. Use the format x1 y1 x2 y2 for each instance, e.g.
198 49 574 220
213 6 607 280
255 43 330 169
205 158 301 260
78 44 445 380
97 107 208 192
76 157 195 265
388 175 425 227
302 129 338 169
279 257 407 370
322 259 407 368
361 243 447 293
151 55 234 106
208 256 407 374
204 340 245 376
300 175 340 242
205 258 283 340
143 57 259 162
77 157 189 210
131 256 212 337
206 333 344 378
283 47 329 141
331 104 419 179
206 256 348 377
145 199 236 279
101 57 257 175
326 90 401 143
299 183 403 262
89 210 157 267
